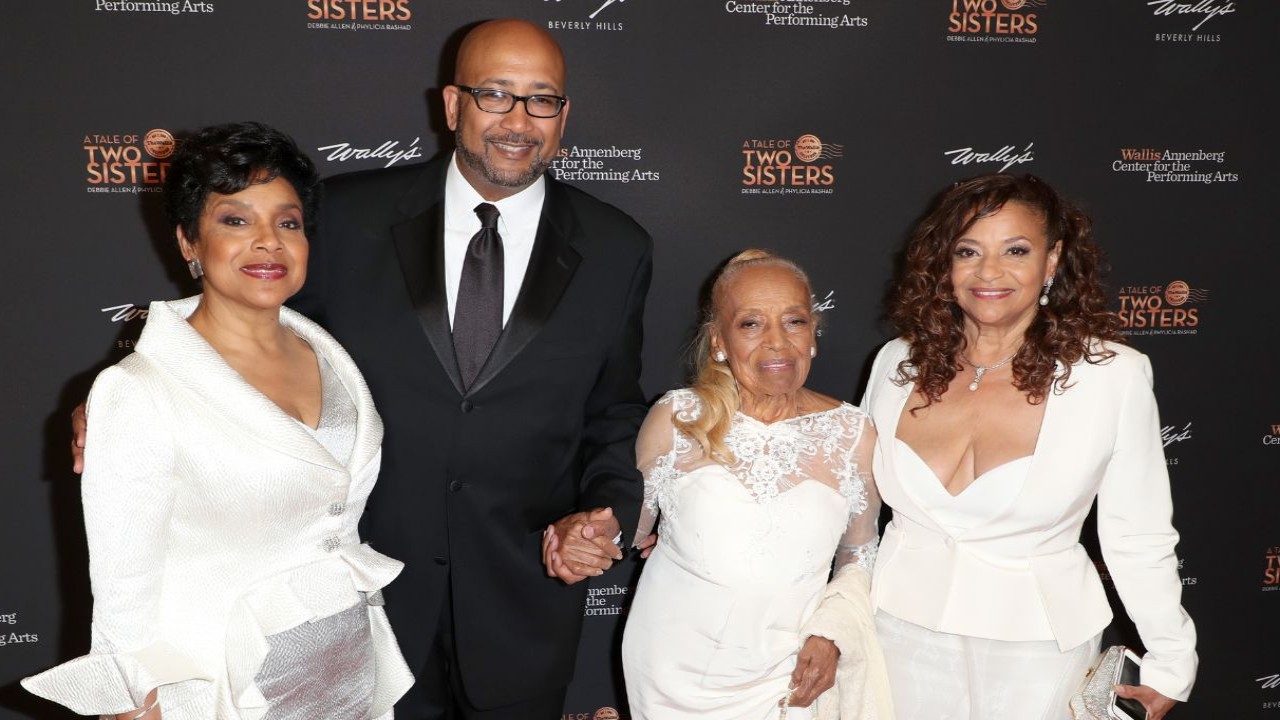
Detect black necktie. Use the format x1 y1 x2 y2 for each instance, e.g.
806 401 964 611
454 202 503 390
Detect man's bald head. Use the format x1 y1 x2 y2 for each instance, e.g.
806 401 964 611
455 19 566 92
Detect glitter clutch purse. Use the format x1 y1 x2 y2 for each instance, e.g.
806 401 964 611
1069 645 1125 719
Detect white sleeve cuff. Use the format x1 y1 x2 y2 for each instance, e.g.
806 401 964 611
22 640 211 715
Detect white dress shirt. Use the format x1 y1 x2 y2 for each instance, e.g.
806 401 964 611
443 152 545 328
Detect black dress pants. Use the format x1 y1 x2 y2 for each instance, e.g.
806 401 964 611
400 575 568 720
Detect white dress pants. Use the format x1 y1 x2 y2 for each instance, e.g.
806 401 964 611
876 610 1101 720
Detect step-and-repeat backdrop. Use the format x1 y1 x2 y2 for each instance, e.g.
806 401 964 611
2 2 1276 718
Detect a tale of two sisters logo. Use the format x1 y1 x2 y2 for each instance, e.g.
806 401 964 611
84 129 174 193
1114 280 1208 337
947 0 1043 43
741 134 844 196
1265 545 1280 591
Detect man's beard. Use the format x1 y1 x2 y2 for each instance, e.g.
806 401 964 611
455 130 552 190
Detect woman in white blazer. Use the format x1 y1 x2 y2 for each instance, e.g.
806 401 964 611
862 174 1195 720
24 123 411 719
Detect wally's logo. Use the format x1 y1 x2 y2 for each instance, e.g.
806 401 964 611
812 290 835 315
1258 674 1280 689
944 142 1035 172
1148 0 1235 31
1160 421 1191 448
101 304 149 323
316 137 422 168
813 290 835 336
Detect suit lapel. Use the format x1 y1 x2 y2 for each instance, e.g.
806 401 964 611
391 163 465 396
139 298 344 472
878 374 937 519
466 179 581 396
281 306 385 477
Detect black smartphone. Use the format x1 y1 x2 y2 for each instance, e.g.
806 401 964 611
1109 649 1148 720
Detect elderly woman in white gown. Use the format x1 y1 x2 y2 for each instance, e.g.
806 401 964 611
618 250 894 720
24 122 411 719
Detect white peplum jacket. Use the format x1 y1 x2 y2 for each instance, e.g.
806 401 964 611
863 338 1197 702
23 296 412 719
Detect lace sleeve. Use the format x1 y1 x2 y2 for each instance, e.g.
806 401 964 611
632 391 687 546
833 414 881 573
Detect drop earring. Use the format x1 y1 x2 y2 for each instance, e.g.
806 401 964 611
188 259 204 280
809 347 817 358
1039 276 1054 306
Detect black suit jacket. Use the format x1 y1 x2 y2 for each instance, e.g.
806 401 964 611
291 156 651 709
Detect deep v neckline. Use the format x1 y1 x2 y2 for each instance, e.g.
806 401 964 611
894 438 1032 498
889 383 1051 499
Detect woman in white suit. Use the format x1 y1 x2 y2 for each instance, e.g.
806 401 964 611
863 174 1195 720
24 123 411 719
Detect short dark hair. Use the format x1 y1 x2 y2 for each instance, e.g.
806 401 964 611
164 121 319 242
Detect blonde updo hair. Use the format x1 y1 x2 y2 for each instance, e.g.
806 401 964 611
679 249 814 464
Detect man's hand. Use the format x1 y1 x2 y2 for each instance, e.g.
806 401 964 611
788 635 839 708
71 402 87 474
1113 683 1178 720
541 507 622 585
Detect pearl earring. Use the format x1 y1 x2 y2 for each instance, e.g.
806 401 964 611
1039 276 1054 306
714 351 726 363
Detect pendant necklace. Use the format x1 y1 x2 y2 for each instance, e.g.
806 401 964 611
962 350 1018 391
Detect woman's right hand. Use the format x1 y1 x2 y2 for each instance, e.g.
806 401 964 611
635 532 658 559
1114 683 1177 720
787 636 840 708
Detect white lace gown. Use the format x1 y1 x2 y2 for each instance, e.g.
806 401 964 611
622 389 880 720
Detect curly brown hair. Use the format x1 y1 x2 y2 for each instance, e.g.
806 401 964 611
888 173 1123 408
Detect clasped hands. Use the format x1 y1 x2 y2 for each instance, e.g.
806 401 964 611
541 508 624 584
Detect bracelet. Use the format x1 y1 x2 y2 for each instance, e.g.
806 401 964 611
129 699 160 720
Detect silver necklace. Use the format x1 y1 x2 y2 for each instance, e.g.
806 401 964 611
962 351 1018 391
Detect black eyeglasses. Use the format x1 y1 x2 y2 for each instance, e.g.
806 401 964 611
455 85 568 119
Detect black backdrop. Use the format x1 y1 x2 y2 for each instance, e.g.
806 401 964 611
2 2 1278 718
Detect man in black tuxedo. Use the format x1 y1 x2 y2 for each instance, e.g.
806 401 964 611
290 18 650 720
69 18 646 717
